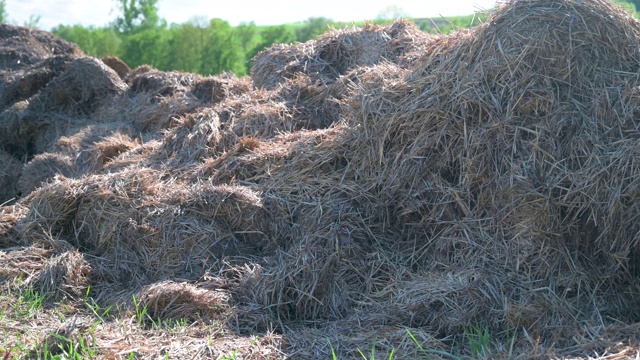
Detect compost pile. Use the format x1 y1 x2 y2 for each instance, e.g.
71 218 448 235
2 0 640 358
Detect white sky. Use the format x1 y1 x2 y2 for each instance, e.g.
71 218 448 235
6 0 498 31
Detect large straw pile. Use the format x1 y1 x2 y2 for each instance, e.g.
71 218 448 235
2 0 640 358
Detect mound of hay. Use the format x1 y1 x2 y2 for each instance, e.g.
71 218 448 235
0 55 75 110
0 245 51 288
101 55 130 79
0 150 22 204
26 250 90 299
0 24 82 72
3 1 640 358
136 281 230 322
234 0 640 355
191 73 251 104
0 204 27 248
18 153 74 195
252 19 432 89
30 56 126 116
128 69 196 96
96 69 201 132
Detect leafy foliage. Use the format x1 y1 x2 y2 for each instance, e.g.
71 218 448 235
0 0 6 24
294 17 332 42
113 0 162 34
50 1 640 76
51 25 121 58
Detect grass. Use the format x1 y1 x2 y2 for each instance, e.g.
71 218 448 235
13 287 46 319
326 328 500 360
83 287 112 323
406 329 462 360
0 285 504 359
464 324 492 358
43 331 97 360
0 285 275 359
131 294 149 328
356 342 395 360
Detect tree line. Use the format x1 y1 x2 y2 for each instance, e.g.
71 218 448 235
31 0 490 76
49 0 338 76
2 0 638 76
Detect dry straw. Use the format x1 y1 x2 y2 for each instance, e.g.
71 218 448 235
1 0 640 358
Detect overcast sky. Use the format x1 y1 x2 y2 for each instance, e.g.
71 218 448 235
6 0 498 31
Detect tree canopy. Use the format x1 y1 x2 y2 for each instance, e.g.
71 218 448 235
37 0 639 77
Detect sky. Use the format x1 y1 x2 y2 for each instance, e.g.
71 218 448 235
6 0 498 31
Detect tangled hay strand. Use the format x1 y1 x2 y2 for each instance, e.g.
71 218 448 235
0 100 30 157
90 132 137 171
191 73 252 104
0 55 75 111
128 69 196 97
157 108 226 165
101 55 130 79
251 19 433 90
136 281 230 322
29 56 126 116
3 1 640 358
0 150 22 204
0 245 51 289
96 69 200 133
0 204 27 248
26 250 90 299
52 122 136 173
123 64 155 84
0 24 82 72
18 170 278 288
18 153 75 195
271 73 344 130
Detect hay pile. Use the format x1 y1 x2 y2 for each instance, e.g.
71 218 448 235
2 0 640 358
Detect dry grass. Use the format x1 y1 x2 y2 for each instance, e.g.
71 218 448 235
101 55 131 79
0 150 22 204
1 0 640 358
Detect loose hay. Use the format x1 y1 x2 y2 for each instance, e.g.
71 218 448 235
191 73 252 104
101 55 130 79
26 250 90 299
136 280 230 322
0 150 22 204
0 24 82 72
251 19 433 89
2 1 640 358
0 55 75 110
29 56 126 116
0 204 28 248
18 153 74 195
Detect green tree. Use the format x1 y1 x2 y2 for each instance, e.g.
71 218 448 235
236 22 257 55
626 0 640 10
167 21 208 73
112 0 169 69
614 0 637 14
200 18 245 75
0 0 7 24
121 27 169 68
234 22 258 74
295 17 332 42
53 25 122 57
113 0 161 34
249 25 296 61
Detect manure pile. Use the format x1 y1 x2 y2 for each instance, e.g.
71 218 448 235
2 0 640 358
